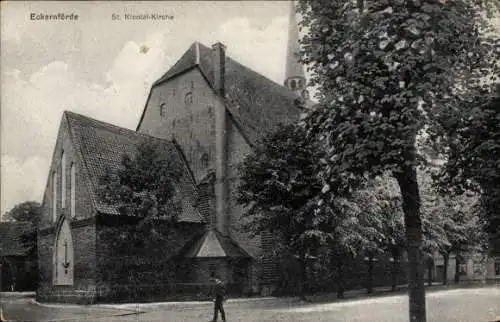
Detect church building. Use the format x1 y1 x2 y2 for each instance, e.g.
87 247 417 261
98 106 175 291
37 4 310 303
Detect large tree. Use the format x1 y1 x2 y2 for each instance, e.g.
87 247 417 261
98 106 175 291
2 201 40 255
237 124 324 297
2 201 41 289
237 124 378 298
2 201 41 224
98 140 183 250
297 0 498 320
361 175 407 292
424 190 487 284
433 88 500 254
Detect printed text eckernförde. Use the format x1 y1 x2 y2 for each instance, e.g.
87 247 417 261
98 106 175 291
30 13 79 21
124 13 174 20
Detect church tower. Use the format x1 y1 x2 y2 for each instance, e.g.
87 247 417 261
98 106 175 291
284 0 309 101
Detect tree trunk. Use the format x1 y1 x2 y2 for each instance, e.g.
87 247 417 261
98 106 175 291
443 252 449 285
454 249 460 284
299 253 307 300
336 259 345 299
427 257 433 286
391 254 399 292
367 254 374 294
396 164 427 322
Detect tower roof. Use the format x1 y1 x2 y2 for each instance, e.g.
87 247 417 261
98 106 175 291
285 1 305 81
137 42 303 146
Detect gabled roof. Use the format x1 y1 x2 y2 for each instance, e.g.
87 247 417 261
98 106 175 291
178 229 251 259
138 42 303 145
0 221 34 256
64 111 204 223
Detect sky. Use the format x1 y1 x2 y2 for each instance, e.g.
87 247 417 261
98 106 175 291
0 1 294 216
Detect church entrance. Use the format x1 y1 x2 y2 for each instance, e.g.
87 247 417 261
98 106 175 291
53 217 74 285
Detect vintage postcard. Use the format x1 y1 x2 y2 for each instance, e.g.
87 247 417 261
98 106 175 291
1 1 499 321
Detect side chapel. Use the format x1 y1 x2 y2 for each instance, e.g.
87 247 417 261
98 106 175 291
37 3 311 303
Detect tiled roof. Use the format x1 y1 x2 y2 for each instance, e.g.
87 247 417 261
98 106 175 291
0 222 34 256
64 111 204 223
178 229 251 259
196 171 216 224
142 42 302 145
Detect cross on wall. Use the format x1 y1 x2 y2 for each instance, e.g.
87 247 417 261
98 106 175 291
62 239 71 274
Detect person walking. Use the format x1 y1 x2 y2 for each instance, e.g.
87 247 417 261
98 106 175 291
209 273 227 322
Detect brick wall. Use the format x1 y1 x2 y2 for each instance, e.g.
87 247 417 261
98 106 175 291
40 115 95 231
138 68 218 183
95 216 203 302
37 114 98 303
226 120 260 257
37 222 97 303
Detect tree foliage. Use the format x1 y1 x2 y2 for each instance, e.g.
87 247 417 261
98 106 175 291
99 140 183 221
2 201 40 289
237 124 383 296
433 88 500 254
238 124 323 256
98 140 183 248
2 201 40 253
2 201 41 224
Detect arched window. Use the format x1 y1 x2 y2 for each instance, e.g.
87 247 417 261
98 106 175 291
160 103 167 118
61 151 66 208
70 164 76 218
290 79 296 90
184 92 193 107
53 218 74 285
52 171 57 222
201 153 209 168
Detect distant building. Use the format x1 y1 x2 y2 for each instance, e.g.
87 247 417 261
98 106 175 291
429 252 500 284
0 221 37 291
36 2 310 303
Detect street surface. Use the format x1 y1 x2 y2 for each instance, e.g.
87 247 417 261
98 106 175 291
1 287 499 322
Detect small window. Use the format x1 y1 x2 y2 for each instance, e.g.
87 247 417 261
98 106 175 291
70 164 76 218
61 152 66 208
160 103 167 118
201 153 209 168
290 79 296 90
209 263 217 278
52 171 57 222
184 92 193 106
